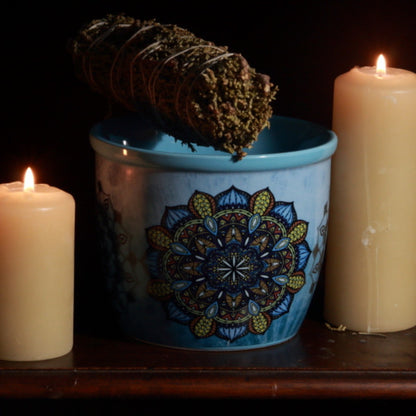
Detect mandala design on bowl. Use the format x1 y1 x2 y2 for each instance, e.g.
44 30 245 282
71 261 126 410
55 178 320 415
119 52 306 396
146 186 311 342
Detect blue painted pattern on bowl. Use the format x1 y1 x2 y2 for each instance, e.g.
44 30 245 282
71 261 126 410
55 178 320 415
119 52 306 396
90 115 337 350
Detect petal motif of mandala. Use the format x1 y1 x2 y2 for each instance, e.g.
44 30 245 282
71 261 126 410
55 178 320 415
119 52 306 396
249 312 271 334
270 292 292 317
288 220 308 244
225 225 243 244
287 272 306 292
248 300 261 316
250 280 269 296
147 279 173 300
248 214 261 234
217 325 247 342
216 186 250 209
188 191 216 218
204 215 218 235
272 275 289 285
251 234 270 252
147 226 172 251
272 237 290 251
271 202 297 227
162 206 190 229
296 242 311 270
226 293 243 309
205 301 219 318
250 188 275 215
191 316 216 338
263 257 281 273
171 242 191 255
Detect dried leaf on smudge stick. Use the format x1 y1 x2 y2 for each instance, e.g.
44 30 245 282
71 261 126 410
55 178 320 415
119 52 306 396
69 14 278 159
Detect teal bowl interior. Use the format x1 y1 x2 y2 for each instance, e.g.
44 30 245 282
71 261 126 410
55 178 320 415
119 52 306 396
90 114 337 171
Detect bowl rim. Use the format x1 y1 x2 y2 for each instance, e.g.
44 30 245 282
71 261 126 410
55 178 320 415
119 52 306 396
90 115 338 172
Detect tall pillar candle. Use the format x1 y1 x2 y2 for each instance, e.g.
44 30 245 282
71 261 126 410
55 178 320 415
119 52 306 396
324 56 416 332
0 168 75 361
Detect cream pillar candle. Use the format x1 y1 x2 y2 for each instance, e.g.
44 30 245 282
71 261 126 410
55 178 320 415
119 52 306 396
0 168 75 360
325 55 416 333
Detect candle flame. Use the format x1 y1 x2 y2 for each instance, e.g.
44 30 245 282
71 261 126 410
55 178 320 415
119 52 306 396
376 54 387 76
23 167 35 192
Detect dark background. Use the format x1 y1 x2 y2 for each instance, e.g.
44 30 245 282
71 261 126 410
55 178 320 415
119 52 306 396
1 0 415 335
1 1 415 412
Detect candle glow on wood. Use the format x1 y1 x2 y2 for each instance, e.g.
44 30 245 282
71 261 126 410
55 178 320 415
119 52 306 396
122 140 128 156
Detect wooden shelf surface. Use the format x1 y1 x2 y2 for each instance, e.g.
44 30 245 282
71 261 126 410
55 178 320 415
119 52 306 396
0 319 415 400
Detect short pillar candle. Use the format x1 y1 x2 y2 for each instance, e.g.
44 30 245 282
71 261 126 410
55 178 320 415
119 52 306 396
0 168 75 361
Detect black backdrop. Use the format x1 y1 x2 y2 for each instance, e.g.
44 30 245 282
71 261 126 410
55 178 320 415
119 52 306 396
1 0 415 335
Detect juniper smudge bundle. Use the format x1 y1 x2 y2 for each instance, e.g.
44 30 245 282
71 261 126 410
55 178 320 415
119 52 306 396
70 14 278 158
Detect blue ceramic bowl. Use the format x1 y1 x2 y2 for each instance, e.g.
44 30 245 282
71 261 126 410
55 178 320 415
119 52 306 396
90 115 337 350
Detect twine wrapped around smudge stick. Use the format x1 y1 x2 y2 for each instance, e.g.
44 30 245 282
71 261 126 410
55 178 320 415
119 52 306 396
70 14 278 158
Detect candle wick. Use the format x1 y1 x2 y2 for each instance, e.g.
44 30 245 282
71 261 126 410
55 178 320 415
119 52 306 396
376 70 386 79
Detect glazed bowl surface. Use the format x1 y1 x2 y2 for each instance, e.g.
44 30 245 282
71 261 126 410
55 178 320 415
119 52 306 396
90 115 337 350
